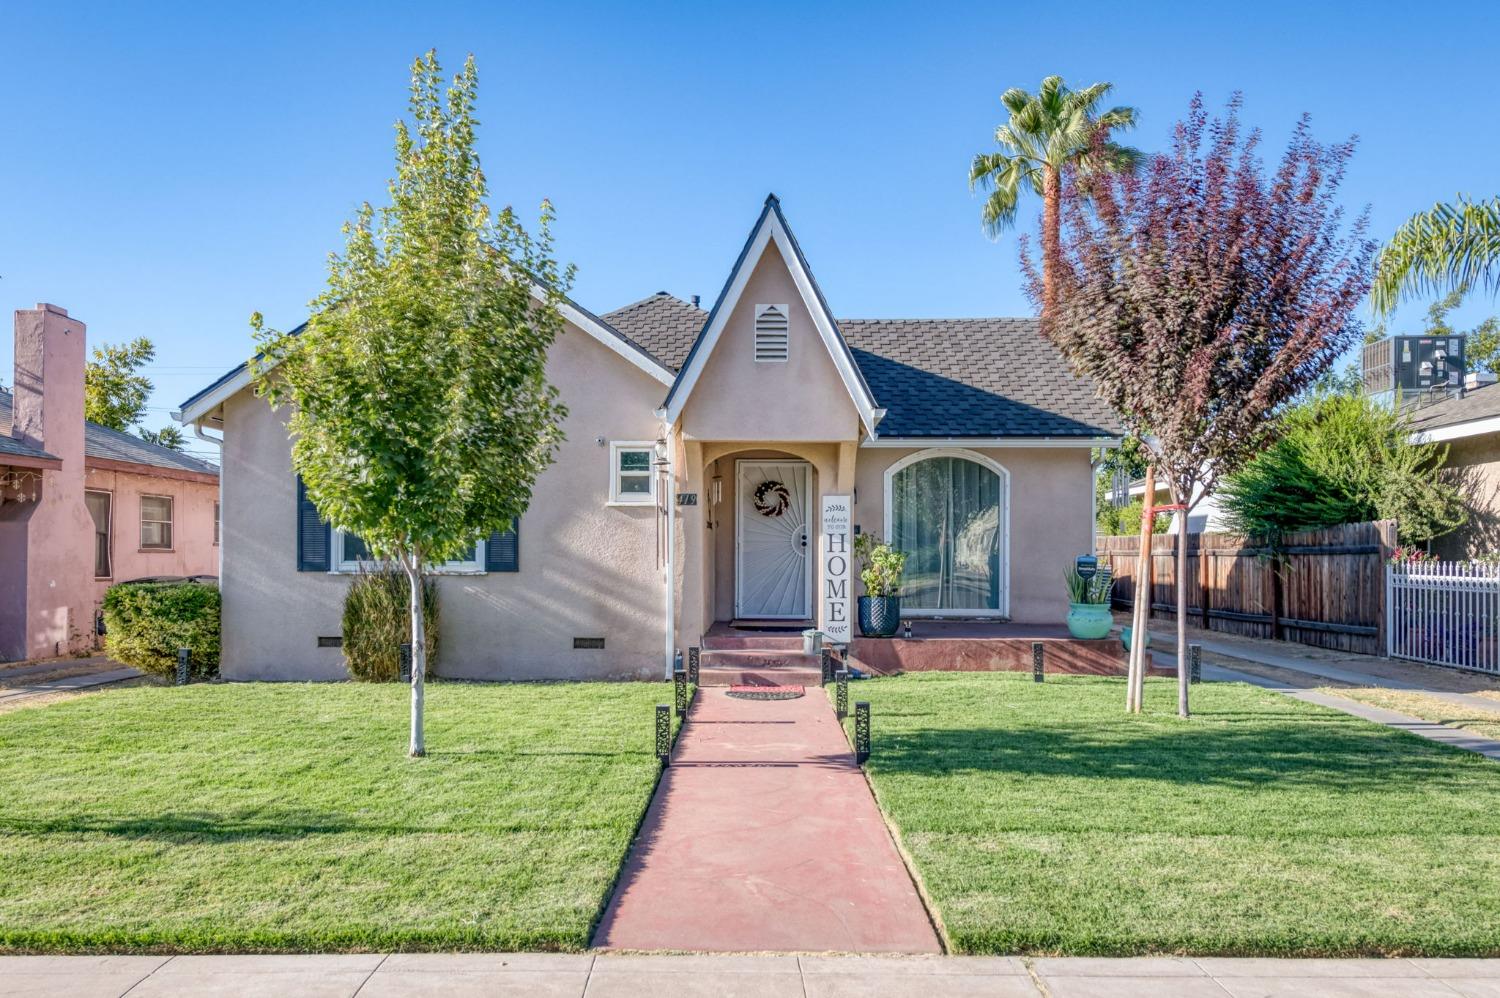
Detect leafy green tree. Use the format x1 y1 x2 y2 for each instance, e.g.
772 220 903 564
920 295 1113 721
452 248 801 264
1220 392 1465 544
251 52 571 757
139 425 186 451
85 337 154 431
1372 196 1500 315
970 76 1140 318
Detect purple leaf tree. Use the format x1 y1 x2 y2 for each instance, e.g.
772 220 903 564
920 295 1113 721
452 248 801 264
1024 95 1375 717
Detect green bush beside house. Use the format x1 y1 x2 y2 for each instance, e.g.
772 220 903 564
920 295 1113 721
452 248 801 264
102 582 220 680
342 566 439 682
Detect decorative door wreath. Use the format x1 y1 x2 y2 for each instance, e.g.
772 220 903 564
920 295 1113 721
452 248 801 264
752 480 792 517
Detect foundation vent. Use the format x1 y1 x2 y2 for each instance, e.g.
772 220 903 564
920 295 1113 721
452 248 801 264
754 304 789 362
573 637 606 650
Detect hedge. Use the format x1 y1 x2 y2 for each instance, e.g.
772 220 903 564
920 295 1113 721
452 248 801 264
102 581 220 680
342 565 439 682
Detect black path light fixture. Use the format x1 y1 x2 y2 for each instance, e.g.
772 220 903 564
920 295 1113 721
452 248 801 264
1190 644 1202 684
655 704 671 765
674 668 688 717
835 669 849 720
854 701 871 765
688 646 700 684
820 647 833 686
1032 641 1045 683
176 648 191 686
399 643 412 683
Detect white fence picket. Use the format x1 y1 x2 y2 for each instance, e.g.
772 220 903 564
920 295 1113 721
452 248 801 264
1386 560 1500 674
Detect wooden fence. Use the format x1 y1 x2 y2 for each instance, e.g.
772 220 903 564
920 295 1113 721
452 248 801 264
1097 520 1397 656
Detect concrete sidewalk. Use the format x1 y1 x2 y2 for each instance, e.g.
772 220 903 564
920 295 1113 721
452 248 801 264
6 953 1500 997
591 687 941 953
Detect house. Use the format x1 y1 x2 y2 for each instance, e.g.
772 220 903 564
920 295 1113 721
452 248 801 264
1121 478 1230 534
1 304 220 662
176 197 1123 681
1409 374 1500 558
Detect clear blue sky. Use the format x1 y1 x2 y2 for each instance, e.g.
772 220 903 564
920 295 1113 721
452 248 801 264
3 0 1497 460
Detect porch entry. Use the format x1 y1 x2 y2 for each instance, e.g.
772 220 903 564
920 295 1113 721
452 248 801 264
735 460 813 619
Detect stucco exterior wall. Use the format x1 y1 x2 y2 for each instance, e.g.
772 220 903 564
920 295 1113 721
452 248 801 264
679 241 861 442
1434 436 1500 559
853 446 1095 624
82 464 219 606
219 320 668 681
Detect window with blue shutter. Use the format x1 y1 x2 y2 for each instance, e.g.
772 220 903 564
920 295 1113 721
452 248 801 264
296 474 331 572
485 519 520 573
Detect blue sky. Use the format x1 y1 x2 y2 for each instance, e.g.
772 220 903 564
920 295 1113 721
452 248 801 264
3 0 1497 460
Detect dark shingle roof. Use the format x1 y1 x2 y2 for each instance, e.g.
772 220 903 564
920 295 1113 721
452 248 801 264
592 296 1122 438
1407 382 1500 433
0 431 57 463
601 292 706 371
0 388 218 476
841 318 1122 438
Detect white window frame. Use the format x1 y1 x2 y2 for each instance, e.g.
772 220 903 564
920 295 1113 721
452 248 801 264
882 448 1011 619
140 494 174 551
609 441 657 506
332 531 486 575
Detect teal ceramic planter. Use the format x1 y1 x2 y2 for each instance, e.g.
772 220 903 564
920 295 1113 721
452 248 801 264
1066 602 1113 640
1120 626 1151 651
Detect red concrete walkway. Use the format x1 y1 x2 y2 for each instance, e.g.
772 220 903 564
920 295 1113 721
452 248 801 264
592 687 941 953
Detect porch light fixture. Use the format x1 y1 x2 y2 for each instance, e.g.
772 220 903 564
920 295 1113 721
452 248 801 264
653 438 669 466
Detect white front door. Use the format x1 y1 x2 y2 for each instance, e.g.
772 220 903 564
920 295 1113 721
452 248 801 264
736 460 813 619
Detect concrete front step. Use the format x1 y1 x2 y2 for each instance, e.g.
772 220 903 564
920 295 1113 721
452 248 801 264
699 666 824 687
701 631 809 652
698 649 823 687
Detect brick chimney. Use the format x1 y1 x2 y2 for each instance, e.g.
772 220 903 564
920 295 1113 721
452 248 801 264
12 303 86 470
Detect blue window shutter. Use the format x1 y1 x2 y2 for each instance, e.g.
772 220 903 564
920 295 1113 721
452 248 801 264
296 474 331 572
485 519 520 573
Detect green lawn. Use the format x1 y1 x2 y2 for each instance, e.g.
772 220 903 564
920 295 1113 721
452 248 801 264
0 681 673 953
847 672 1500 957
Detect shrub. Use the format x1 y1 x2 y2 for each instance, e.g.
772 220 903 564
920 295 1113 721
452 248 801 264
1097 497 1169 536
342 565 439 682
102 581 220 680
853 533 907 597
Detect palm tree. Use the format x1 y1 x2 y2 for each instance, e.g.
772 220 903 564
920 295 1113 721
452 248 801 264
970 76 1140 318
1372 196 1500 315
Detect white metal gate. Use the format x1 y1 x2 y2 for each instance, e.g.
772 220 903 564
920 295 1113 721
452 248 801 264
1387 561 1500 674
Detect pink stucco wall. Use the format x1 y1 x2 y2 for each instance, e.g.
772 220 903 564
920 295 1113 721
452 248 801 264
1 305 218 662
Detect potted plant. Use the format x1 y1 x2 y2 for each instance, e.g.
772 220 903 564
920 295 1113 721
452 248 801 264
855 533 907 638
1064 565 1113 639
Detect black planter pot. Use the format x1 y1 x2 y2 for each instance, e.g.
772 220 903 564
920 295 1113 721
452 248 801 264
858 595 902 638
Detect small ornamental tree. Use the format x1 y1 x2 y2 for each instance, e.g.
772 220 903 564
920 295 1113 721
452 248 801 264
251 52 571 756
1026 95 1375 716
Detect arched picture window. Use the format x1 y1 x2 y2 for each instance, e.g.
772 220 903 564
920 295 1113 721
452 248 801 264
886 451 1007 615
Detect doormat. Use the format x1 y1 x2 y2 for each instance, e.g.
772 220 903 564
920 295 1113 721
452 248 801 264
727 685 805 700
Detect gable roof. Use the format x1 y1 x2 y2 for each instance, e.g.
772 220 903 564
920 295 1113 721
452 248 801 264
1 388 219 476
602 292 706 371
658 195 883 437
175 288 675 426
842 319 1122 438
1407 382 1500 442
587 295 1121 439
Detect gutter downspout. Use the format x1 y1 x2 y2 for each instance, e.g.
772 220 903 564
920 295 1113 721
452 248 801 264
191 421 225 581
662 436 676 680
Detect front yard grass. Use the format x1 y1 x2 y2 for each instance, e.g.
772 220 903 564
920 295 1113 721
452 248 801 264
0 681 672 953
849 672 1500 956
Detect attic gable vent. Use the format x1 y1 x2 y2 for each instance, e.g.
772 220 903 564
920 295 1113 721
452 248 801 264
754 304 790 362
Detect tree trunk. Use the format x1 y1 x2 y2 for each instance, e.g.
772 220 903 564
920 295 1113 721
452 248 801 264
405 553 426 758
1127 464 1154 713
1174 489 1190 719
1041 163 1060 323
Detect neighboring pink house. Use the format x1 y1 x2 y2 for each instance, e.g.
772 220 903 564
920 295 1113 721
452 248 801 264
0 304 220 662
